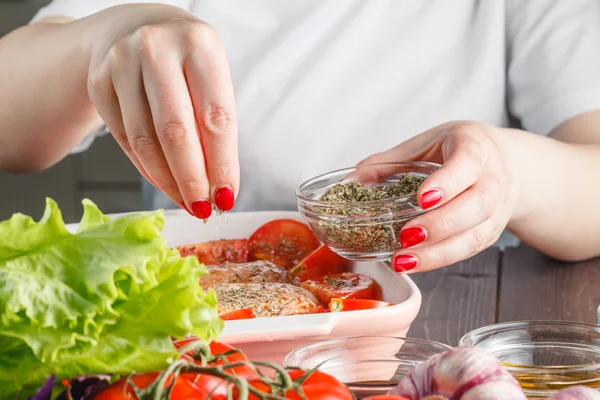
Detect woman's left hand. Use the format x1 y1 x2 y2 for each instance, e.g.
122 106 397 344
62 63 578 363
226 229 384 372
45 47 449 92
359 121 520 273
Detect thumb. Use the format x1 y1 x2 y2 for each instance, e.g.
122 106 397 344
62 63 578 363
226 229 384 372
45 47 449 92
343 122 453 183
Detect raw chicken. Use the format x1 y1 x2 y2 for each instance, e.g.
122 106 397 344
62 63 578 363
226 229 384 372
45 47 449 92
214 282 319 318
199 260 291 290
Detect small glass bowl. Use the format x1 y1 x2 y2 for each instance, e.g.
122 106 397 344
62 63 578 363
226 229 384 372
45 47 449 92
296 162 440 261
460 321 600 399
283 336 451 398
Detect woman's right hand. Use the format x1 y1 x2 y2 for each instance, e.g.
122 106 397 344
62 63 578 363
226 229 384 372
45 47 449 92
84 4 239 218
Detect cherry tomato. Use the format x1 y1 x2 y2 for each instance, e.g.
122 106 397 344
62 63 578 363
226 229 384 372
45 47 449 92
174 339 251 370
233 369 353 400
177 239 248 265
93 372 208 400
248 219 320 269
290 244 346 282
302 272 378 306
329 298 392 312
220 308 255 320
173 339 258 396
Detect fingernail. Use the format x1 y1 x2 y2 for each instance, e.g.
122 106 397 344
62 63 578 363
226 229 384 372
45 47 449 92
400 226 427 248
421 189 443 210
191 199 212 219
215 186 235 211
393 254 418 272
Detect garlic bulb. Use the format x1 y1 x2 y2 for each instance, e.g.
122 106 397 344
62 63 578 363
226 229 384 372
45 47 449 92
549 386 600 400
391 346 527 400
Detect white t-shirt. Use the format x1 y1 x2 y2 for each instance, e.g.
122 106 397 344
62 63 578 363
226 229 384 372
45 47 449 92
32 0 600 213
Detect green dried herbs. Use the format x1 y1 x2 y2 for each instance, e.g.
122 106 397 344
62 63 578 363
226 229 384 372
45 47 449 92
312 174 426 256
321 175 424 203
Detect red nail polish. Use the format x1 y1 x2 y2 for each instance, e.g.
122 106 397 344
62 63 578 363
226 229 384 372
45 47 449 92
421 189 443 210
400 226 427 248
393 254 418 272
191 199 212 219
215 186 235 211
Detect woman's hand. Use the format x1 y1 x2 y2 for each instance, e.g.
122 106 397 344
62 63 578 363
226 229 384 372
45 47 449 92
85 4 238 218
359 121 520 273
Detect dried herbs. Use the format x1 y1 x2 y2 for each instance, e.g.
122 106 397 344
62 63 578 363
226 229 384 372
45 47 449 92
321 175 424 203
311 174 426 256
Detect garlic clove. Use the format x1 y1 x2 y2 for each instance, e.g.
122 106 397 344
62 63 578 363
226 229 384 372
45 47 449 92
460 380 531 400
391 346 527 399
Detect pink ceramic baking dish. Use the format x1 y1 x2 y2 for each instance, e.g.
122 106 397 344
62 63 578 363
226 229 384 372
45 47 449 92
158 210 422 363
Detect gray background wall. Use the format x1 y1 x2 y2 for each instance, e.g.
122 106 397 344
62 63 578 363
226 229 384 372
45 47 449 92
0 0 143 223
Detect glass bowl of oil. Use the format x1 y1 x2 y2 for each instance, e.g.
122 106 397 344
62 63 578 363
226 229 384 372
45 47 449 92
284 336 451 398
460 321 600 399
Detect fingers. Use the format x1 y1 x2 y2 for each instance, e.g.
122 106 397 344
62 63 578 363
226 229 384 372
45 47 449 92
358 122 452 165
87 62 157 189
111 53 187 211
184 26 239 212
349 121 510 273
88 20 238 218
415 123 490 210
345 122 486 201
343 126 445 183
392 211 505 274
398 173 505 249
141 37 212 218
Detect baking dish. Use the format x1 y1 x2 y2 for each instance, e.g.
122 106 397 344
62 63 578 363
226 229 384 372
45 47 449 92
69 209 422 363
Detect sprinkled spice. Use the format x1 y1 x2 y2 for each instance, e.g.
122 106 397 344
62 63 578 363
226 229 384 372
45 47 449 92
311 174 426 255
215 282 319 318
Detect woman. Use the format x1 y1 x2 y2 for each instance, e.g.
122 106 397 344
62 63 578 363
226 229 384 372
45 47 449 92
0 0 599 274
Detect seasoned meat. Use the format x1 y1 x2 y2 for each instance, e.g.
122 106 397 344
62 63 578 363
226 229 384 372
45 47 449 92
199 260 291 290
214 282 319 318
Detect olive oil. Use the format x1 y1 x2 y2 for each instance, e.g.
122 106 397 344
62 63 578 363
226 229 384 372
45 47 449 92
503 362 600 391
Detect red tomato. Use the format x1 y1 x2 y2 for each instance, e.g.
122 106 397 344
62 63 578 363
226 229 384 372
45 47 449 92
172 339 258 397
233 369 353 400
248 219 320 269
173 339 251 372
329 298 392 312
363 396 410 400
302 272 378 306
93 372 209 400
220 308 255 320
290 244 346 282
309 305 328 313
177 239 248 265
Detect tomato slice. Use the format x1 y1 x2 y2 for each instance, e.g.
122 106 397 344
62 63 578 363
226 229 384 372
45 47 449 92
308 305 328 313
329 298 392 312
290 244 346 282
177 239 248 265
248 219 320 269
93 372 209 400
220 308 255 321
301 272 377 306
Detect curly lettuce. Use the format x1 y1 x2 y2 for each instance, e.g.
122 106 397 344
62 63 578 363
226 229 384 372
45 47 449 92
0 199 222 398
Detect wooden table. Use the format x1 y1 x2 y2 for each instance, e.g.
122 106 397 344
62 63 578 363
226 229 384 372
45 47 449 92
407 244 600 346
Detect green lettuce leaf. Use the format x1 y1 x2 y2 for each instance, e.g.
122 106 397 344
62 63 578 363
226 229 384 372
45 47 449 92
0 198 222 398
